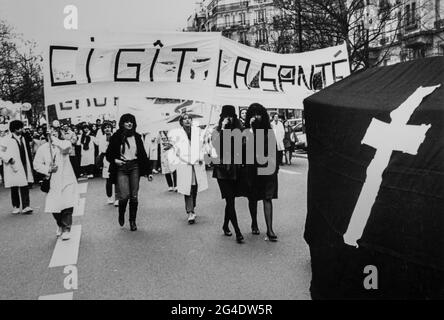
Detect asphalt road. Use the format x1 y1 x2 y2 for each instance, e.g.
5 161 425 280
0 156 311 300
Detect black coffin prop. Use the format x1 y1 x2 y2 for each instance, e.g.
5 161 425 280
303 57 444 299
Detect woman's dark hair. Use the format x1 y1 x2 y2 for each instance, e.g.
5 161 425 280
9 120 24 133
217 105 242 131
119 113 137 133
245 103 271 129
101 121 113 134
82 124 91 132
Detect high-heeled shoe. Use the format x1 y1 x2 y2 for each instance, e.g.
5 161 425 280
130 221 137 231
222 227 232 237
251 225 260 235
265 231 278 242
236 233 244 243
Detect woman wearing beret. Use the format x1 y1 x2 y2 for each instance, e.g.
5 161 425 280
106 114 153 231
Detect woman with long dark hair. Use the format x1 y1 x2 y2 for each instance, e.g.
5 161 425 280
212 105 246 243
78 124 95 178
244 103 279 241
106 114 152 231
97 121 116 205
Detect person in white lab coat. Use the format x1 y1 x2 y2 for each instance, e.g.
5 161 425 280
78 124 96 178
2 120 34 214
271 113 285 166
33 125 78 240
97 121 117 205
164 113 208 224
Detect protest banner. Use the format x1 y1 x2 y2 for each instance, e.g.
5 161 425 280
43 31 350 120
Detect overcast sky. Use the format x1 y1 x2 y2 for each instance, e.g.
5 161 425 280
0 0 199 51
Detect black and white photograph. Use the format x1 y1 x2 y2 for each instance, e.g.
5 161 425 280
0 0 443 304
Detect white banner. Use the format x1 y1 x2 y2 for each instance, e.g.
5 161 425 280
43 32 350 119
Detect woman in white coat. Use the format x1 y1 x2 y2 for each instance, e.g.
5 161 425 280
165 113 208 224
78 124 95 178
97 121 117 205
33 126 78 240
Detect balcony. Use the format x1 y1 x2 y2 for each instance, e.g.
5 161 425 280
213 1 249 14
253 18 268 25
216 21 250 30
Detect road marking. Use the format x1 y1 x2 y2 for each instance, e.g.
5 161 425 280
279 169 302 175
78 183 88 194
38 292 73 300
49 225 82 268
73 198 86 217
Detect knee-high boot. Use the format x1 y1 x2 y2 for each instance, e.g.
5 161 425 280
118 199 128 227
129 200 138 231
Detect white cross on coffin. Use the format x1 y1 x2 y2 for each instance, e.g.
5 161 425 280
343 85 441 247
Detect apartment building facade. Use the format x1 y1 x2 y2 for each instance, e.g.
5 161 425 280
356 0 444 66
187 0 282 50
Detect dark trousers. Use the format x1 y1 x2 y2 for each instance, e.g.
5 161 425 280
106 178 113 198
81 164 95 176
52 207 74 232
184 184 198 213
70 155 80 178
277 150 283 165
11 186 30 208
165 171 177 187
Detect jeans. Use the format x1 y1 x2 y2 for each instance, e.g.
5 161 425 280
116 160 140 202
11 186 30 208
185 185 198 213
52 207 73 232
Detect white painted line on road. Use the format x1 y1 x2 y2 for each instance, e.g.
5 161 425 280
38 292 73 300
49 225 82 268
73 198 86 217
78 183 88 194
280 169 302 175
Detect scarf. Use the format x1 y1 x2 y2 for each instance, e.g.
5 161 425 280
183 126 191 141
121 129 135 155
81 134 90 151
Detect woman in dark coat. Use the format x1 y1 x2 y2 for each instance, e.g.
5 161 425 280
244 103 279 241
106 113 152 231
212 105 246 243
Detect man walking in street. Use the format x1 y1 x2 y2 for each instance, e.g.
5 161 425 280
271 113 285 166
2 120 34 214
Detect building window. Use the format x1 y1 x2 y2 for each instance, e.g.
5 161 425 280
240 12 246 25
256 9 265 23
405 2 417 27
257 29 268 43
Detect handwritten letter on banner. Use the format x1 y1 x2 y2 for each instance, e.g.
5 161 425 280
43 32 350 119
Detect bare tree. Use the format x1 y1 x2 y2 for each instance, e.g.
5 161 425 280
0 19 44 122
272 0 433 71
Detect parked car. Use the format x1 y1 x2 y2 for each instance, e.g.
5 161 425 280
293 121 307 151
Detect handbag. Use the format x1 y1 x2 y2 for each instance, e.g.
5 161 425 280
40 176 51 193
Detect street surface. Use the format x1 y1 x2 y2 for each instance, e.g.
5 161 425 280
0 154 310 300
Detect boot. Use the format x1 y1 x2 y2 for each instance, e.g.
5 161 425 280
129 201 138 231
118 199 128 227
